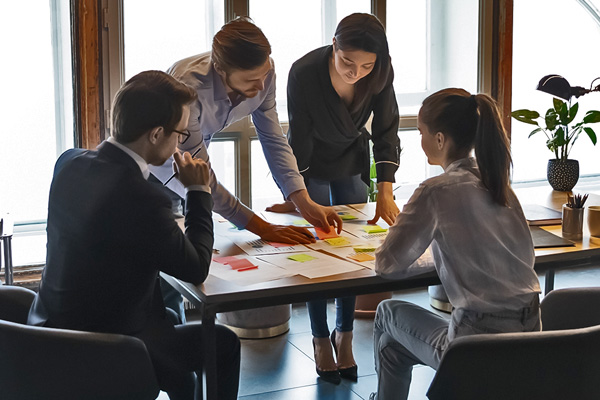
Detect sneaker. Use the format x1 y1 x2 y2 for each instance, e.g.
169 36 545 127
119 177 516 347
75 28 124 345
369 393 377 400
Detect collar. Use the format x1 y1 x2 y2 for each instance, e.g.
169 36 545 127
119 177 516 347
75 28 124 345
444 157 476 173
106 136 150 180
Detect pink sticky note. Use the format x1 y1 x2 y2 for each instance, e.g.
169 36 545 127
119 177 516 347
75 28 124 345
314 227 339 240
213 256 240 264
228 258 256 270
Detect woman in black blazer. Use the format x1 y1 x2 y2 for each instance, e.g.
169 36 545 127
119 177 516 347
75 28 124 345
286 13 401 384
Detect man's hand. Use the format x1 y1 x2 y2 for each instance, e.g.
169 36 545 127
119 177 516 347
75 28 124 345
245 214 316 244
289 190 342 234
173 152 209 187
368 182 400 225
265 200 297 213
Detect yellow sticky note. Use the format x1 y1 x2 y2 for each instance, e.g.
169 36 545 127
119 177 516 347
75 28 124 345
339 213 358 220
353 245 377 252
362 225 388 234
293 219 311 227
288 254 316 263
348 253 376 262
325 237 351 246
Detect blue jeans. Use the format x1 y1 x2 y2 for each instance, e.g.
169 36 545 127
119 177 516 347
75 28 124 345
305 175 368 338
373 297 540 400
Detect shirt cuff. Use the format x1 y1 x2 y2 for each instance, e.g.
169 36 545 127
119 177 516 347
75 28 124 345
185 184 211 194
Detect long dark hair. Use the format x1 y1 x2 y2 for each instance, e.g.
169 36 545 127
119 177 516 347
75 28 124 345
333 13 392 113
420 88 512 206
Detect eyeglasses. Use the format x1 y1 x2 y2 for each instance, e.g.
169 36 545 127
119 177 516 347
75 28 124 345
173 129 191 145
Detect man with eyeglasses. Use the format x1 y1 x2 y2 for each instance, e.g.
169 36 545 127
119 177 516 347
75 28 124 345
29 70 240 399
150 17 342 245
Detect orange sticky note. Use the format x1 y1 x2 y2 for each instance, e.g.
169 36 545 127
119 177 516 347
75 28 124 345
213 256 239 264
314 227 339 239
348 253 376 262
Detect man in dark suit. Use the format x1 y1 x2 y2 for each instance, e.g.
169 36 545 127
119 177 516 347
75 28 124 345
28 70 240 399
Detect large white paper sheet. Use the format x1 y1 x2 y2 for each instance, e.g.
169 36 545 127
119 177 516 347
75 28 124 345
257 249 364 279
209 255 295 286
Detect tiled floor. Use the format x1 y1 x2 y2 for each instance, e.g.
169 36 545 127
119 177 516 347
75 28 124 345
159 265 600 399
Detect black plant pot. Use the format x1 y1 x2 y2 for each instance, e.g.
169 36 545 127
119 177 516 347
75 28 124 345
547 159 579 191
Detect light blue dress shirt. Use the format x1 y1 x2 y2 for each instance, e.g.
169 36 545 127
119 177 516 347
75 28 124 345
149 52 305 229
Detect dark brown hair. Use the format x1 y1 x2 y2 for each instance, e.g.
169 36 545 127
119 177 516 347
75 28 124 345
112 70 197 143
333 13 393 113
212 17 271 72
420 88 512 206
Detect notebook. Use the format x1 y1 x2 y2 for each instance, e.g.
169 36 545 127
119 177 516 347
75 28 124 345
522 204 562 226
530 226 574 248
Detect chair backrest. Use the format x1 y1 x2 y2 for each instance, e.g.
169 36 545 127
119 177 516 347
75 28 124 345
426 324 600 400
0 286 159 400
0 285 36 323
541 286 600 331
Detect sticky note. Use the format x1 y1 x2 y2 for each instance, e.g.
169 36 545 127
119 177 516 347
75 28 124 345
324 237 351 246
228 258 256 270
314 227 339 239
362 225 388 234
213 256 240 264
353 245 377 252
288 254 316 262
338 212 358 220
293 219 311 227
348 253 376 262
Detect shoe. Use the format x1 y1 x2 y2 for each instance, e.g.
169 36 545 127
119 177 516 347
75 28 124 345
369 393 377 400
330 330 358 381
312 338 341 385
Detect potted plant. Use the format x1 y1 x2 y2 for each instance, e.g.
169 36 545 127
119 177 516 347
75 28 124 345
512 98 600 191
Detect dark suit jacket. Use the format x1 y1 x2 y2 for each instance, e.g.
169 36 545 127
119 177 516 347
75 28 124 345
28 141 214 335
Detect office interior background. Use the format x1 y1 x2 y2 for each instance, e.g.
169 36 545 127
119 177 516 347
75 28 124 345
1 0 599 269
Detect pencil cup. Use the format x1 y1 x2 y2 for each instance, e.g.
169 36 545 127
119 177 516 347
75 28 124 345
562 204 584 240
587 206 600 237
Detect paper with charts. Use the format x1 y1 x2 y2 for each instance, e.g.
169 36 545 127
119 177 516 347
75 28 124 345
342 221 390 241
222 228 306 255
257 249 364 279
209 254 294 286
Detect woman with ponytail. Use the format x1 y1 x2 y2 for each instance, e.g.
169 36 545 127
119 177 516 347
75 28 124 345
370 88 541 400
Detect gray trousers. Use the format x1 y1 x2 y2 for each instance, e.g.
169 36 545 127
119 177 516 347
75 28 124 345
373 297 540 400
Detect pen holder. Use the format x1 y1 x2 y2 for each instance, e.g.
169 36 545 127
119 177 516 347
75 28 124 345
562 204 584 240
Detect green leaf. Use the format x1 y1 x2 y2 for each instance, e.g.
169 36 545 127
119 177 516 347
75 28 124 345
566 102 579 124
511 109 540 125
528 127 543 138
584 127 598 145
583 110 600 124
553 98 565 112
555 126 566 146
545 109 559 131
557 101 569 125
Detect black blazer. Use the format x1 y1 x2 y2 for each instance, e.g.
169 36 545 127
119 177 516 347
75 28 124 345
28 142 214 335
287 45 400 185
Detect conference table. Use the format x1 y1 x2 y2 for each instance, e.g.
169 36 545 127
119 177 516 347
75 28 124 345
162 185 600 400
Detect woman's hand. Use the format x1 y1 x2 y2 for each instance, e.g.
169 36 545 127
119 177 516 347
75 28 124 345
368 182 399 225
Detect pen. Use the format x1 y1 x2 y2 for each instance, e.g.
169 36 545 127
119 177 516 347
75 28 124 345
237 266 258 272
163 143 204 186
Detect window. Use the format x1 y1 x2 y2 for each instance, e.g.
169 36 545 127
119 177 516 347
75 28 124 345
512 0 600 183
0 0 73 225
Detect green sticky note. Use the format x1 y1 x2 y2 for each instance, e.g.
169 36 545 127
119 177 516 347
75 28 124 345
325 237 351 246
362 225 388 234
287 254 316 263
353 245 377 252
339 214 358 221
293 219 311 227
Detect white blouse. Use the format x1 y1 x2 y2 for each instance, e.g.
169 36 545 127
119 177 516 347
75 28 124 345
375 157 541 313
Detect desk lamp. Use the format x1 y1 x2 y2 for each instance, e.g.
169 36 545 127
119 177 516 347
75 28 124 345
537 74 600 101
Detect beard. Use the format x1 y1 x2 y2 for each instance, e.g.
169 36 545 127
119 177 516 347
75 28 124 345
224 74 259 99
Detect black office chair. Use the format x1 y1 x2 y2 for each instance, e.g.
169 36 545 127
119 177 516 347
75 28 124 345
0 286 160 400
426 324 600 400
541 286 600 331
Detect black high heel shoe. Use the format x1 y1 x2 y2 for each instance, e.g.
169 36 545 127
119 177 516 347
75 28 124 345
312 338 341 385
330 330 358 382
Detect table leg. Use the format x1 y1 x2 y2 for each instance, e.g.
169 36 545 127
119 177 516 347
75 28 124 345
2 237 13 285
544 269 555 295
202 307 217 400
